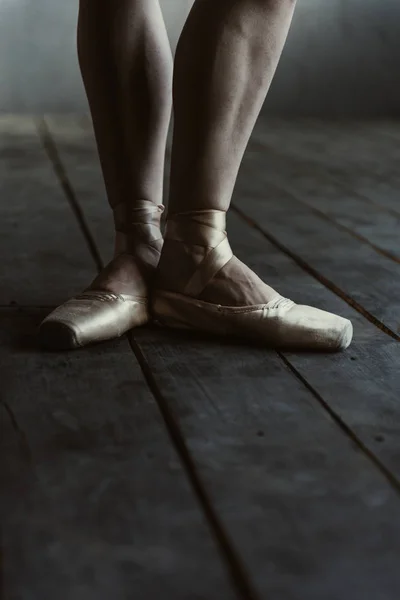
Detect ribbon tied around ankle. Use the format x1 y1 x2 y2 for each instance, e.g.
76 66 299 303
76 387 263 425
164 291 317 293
113 200 164 252
165 209 234 297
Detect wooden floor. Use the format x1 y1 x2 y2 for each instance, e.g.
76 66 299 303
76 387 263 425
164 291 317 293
1 115 400 600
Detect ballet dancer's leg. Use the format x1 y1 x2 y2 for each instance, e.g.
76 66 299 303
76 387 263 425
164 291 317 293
154 0 353 350
40 0 173 348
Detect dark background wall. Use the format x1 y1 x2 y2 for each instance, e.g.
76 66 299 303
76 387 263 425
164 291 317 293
0 0 399 116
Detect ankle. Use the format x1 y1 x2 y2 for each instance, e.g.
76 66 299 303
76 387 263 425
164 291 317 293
156 209 229 293
114 230 163 257
113 200 164 256
155 238 205 292
164 209 227 249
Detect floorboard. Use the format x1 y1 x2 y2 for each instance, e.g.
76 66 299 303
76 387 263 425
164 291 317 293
244 140 400 263
46 115 400 599
0 116 98 307
133 323 400 600
0 118 237 600
226 210 400 478
235 159 400 339
1 310 238 600
251 116 400 216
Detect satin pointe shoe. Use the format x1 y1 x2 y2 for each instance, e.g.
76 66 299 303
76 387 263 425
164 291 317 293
39 200 164 350
152 210 353 351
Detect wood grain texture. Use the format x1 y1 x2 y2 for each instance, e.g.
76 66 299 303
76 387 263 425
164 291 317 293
250 116 400 216
244 141 400 263
226 211 400 476
0 117 236 600
235 155 400 338
48 115 400 600
133 324 400 600
0 310 235 600
0 116 98 307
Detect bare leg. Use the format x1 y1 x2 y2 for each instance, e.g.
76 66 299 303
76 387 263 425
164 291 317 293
77 0 173 294
157 0 296 306
39 0 174 349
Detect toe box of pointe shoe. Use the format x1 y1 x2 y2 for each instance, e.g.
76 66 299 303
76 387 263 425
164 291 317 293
39 319 81 350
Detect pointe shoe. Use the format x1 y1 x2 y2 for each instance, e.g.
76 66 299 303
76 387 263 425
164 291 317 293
40 200 164 350
152 210 353 351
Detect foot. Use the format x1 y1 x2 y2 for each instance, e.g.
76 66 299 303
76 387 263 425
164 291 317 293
156 238 279 307
90 198 164 297
88 237 163 299
152 210 352 350
39 239 163 350
39 199 164 350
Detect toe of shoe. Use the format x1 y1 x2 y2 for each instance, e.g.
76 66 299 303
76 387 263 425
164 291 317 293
39 319 81 350
335 318 353 351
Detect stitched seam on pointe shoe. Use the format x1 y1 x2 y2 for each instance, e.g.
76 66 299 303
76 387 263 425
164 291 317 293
120 295 148 304
75 292 120 302
156 291 284 314
216 305 265 314
217 305 288 315
156 290 297 314
75 292 148 305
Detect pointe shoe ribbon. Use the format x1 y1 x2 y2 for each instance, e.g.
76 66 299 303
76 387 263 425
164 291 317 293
165 209 233 296
40 200 164 349
153 209 353 351
113 199 164 254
